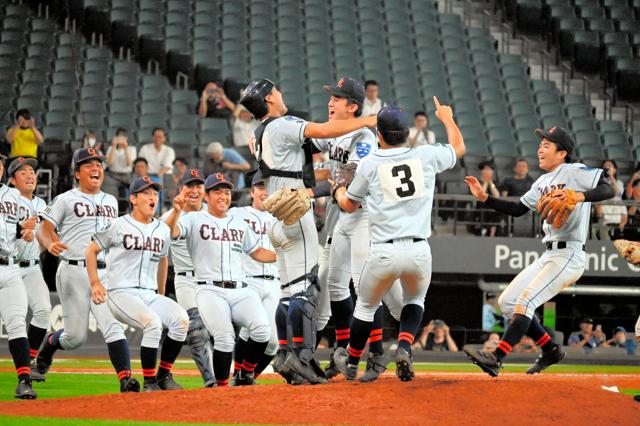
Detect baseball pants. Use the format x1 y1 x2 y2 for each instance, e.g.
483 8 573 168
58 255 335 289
20 265 51 330
316 241 331 331
0 265 28 340
499 243 585 319
354 239 432 322
174 273 198 311
107 288 188 347
240 277 280 355
196 284 270 353
55 261 126 349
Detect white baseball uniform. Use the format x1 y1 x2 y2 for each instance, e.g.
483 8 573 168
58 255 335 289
231 205 280 356
40 189 125 349
93 215 188 348
176 210 270 353
16 195 50 331
498 163 602 319
346 144 457 321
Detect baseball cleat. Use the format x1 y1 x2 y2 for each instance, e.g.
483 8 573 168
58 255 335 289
203 379 217 388
273 350 306 384
29 361 45 383
284 351 328 385
15 380 37 399
526 346 566 374
35 333 57 376
359 352 387 383
635 395 640 402
464 346 502 377
333 347 358 381
143 380 162 392
324 351 340 379
232 371 257 386
394 348 415 382
119 377 140 393
157 372 183 390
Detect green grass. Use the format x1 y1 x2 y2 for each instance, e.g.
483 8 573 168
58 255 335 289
0 416 257 426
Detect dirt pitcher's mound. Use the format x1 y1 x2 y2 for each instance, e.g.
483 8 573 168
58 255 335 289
1 373 639 425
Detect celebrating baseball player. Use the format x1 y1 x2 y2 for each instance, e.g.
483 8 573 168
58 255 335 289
8 157 51 383
463 126 614 376
160 168 215 388
164 173 276 386
86 176 188 392
332 100 465 381
35 148 135 392
0 157 38 399
239 78 376 384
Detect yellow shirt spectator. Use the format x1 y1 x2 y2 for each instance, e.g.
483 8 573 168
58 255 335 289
9 127 39 158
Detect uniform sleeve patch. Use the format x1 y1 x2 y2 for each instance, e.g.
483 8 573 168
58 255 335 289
356 142 371 158
284 115 304 123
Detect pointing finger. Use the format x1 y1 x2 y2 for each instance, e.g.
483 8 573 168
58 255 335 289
433 96 441 109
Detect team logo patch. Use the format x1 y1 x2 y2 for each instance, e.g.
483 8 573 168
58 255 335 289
191 169 200 177
356 142 371 158
215 173 224 180
87 148 97 155
143 175 151 182
18 157 25 162
338 78 344 88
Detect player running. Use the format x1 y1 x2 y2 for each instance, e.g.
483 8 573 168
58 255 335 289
332 100 465 381
463 126 614 376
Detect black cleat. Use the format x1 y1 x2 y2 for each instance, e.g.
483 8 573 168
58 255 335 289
634 395 640 402
143 380 162 392
30 360 45 383
232 371 256 386
157 372 183 390
464 346 502 377
359 352 387 383
394 348 415 382
333 347 357 380
119 376 140 393
324 351 340 379
35 333 57 376
284 351 328 385
526 346 566 374
15 380 37 399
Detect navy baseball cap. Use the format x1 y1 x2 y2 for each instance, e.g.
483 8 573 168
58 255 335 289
73 147 105 167
614 326 627 334
535 126 575 158
129 175 162 195
377 105 411 133
205 173 235 190
251 170 265 186
8 157 38 176
581 318 594 325
181 168 205 185
323 77 365 104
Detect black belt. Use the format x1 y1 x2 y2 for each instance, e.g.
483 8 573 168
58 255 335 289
545 242 585 251
249 275 276 280
196 280 247 289
176 271 194 277
0 257 15 266
18 259 39 267
384 238 425 244
66 259 107 269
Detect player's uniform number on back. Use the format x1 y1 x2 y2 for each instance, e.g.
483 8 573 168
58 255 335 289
379 159 425 203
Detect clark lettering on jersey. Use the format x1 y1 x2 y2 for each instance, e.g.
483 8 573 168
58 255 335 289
0 200 18 217
244 219 267 235
73 202 118 218
199 225 245 242
122 235 165 252
328 142 350 163
538 183 567 196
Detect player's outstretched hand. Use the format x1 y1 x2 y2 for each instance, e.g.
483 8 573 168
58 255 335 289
91 281 106 305
21 229 34 242
173 187 188 212
48 241 68 256
21 216 37 230
464 176 488 202
434 96 453 123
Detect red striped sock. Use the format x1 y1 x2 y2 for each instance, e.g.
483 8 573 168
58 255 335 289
142 368 156 378
29 349 38 360
347 345 365 366
117 369 131 380
242 360 257 373
16 366 30 380
496 340 513 359
217 379 228 386
535 333 554 351
368 328 383 343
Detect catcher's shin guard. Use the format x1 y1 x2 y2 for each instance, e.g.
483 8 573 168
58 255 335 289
290 271 320 365
185 308 216 386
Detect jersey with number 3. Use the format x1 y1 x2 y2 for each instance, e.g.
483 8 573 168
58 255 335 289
346 144 456 243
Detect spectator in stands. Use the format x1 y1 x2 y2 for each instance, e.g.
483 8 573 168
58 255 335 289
202 141 250 188
198 82 236 119
171 157 189 188
408 111 435 147
513 335 539 353
361 80 385 117
138 128 175 211
482 332 501 352
232 105 259 147
482 292 504 332
500 158 534 197
603 326 637 355
625 179 640 240
6 109 44 159
569 318 605 354
624 164 640 199
412 319 459 352
105 128 136 198
594 160 627 240
132 157 149 179
476 160 501 237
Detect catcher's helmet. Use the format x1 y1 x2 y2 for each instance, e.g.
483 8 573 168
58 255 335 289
240 78 275 118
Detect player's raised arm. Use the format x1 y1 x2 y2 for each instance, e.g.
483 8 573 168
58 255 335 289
304 115 376 139
163 187 188 239
433 96 465 158
36 220 68 256
85 241 106 305
464 176 530 217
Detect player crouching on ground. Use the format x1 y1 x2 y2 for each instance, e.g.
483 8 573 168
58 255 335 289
332 99 466 381
165 173 276 386
86 176 189 392
463 126 614 377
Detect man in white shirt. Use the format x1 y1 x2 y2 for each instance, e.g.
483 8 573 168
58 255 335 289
408 111 436 146
138 128 176 212
105 128 137 199
232 106 259 147
361 80 385 117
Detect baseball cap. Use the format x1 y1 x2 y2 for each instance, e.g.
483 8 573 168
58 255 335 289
323 77 365 105
535 126 575 158
181 168 205 185
581 318 594 325
251 170 265 186
8 157 38 177
377 105 411 133
614 326 627 334
129 175 162 195
205 173 234 190
73 147 105 167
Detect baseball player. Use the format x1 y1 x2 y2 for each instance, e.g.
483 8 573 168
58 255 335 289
164 173 276 386
86 176 189 392
229 171 280 381
311 78 404 382
463 126 614 377
35 148 136 393
239 78 376 384
332 101 465 381
7 157 50 383
160 168 216 388
0 157 38 399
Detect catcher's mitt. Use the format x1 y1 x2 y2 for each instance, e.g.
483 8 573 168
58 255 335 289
613 239 640 266
334 162 358 186
263 186 311 225
537 189 579 229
